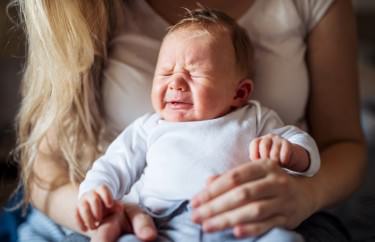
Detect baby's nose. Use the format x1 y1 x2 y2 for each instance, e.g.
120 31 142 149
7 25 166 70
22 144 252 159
169 75 188 91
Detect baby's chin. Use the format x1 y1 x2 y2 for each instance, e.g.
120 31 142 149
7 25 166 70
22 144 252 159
161 110 223 122
161 112 196 122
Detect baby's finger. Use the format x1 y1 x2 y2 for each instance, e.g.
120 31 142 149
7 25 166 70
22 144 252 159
96 185 113 208
259 138 272 159
75 208 88 232
280 140 292 165
249 138 260 161
88 192 103 221
269 139 281 162
79 200 96 230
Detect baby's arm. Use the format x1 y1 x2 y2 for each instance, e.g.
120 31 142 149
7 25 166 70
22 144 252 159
249 134 310 172
254 104 320 176
76 114 152 233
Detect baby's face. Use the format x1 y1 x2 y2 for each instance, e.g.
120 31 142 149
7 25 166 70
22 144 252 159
151 27 243 122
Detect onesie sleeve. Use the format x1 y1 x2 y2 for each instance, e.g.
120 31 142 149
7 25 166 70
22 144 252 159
78 113 152 200
293 0 335 33
255 102 320 177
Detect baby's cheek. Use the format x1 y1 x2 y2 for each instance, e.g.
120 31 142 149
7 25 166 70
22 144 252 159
151 89 163 112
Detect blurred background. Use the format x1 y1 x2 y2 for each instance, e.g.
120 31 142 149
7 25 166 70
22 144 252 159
0 1 375 241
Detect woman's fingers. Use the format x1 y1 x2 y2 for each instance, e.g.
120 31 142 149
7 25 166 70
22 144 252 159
192 167 283 223
124 204 158 241
95 209 131 242
200 200 282 232
205 174 220 187
233 215 287 238
191 160 269 208
191 159 310 236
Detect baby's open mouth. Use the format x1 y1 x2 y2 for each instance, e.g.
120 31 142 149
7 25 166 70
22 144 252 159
170 101 187 105
166 101 193 109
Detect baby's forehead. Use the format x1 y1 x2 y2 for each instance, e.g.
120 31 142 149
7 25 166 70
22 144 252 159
165 24 230 43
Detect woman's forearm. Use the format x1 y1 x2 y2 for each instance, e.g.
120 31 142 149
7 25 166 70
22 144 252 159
307 141 366 212
31 181 93 236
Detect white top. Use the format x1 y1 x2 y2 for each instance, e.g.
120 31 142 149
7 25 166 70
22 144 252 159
80 101 320 211
102 0 334 134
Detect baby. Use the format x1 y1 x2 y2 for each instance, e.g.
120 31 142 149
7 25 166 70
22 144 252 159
76 9 319 242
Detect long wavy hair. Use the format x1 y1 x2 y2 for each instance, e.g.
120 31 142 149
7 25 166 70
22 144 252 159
12 0 120 207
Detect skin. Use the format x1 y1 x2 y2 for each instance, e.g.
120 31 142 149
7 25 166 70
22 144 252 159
30 0 365 240
151 27 249 121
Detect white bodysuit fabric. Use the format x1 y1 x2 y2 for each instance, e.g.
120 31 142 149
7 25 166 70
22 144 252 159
80 101 320 211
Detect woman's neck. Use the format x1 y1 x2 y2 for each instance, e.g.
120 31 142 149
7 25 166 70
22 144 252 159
146 0 254 24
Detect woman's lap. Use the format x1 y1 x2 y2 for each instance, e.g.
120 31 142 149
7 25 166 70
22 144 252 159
17 208 67 242
58 211 350 242
20 208 349 242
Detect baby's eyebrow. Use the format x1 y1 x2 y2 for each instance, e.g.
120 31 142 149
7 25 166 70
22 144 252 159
157 62 175 71
186 60 214 73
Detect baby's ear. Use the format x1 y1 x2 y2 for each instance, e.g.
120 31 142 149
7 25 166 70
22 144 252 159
232 79 253 107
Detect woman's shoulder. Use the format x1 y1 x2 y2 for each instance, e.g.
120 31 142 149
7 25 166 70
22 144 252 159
240 0 335 35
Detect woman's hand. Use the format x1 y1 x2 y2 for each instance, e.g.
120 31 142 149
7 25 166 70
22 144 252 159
191 159 316 238
89 202 157 242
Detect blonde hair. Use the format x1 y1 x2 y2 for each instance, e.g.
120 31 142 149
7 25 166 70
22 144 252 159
12 0 118 207
168 8 254 79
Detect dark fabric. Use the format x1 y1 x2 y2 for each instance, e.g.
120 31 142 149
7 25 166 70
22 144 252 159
296 211 351 242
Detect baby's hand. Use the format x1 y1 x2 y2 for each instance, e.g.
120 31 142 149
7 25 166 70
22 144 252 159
76 185 114 231
249 134 309 172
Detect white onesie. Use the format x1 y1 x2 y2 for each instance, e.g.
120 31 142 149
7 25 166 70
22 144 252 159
79 101 320 212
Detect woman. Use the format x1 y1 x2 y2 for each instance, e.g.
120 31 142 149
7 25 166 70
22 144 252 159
15 0 365 241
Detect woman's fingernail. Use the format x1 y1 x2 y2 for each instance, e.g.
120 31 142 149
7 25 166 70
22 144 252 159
141 227 155 238
203 221 215 232
191 212 201 223
233 226 245 238
191 198 199 208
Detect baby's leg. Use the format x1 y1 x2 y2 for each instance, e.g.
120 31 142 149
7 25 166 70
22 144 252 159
142 201 201 242
255 228 304 242
62 233 90 242
117 234 143 242
64 232 143 242
155 203 302 242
